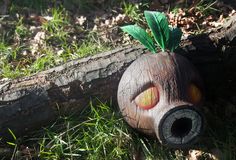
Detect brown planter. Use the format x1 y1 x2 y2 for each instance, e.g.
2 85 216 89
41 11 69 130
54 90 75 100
117 51 204 148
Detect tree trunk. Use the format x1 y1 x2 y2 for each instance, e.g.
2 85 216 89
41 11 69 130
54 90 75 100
1 15 236 138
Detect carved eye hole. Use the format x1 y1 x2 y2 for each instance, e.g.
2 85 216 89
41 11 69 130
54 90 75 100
188 83 202 104
134 86 159 110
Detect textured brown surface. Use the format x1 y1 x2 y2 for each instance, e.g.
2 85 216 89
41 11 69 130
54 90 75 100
117 52 203 132
0 46 147 137
0 15 236 138
117 52 204 147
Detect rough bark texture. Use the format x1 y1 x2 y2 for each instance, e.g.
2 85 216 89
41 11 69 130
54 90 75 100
0 46 147 137
0 15 236 138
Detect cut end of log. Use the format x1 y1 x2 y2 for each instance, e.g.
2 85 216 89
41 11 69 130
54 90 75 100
157 106 204 148
1 12 236 139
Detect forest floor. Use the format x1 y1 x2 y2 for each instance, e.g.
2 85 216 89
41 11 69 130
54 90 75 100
0 0 236 159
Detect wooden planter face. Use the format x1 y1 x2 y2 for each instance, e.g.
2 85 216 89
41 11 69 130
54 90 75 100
117 52 204 147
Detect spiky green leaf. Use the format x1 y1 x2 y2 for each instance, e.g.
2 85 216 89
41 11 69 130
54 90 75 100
121 25 157 53
167 27 182 52
144 11 169 51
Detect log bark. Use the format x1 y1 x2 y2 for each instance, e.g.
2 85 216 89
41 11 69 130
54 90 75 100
0 15 236 138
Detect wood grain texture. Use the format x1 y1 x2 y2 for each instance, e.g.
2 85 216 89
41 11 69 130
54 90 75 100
0 15 236 138
0 46 147 137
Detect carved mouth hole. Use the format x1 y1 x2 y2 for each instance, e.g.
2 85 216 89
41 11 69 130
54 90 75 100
171 118 192 138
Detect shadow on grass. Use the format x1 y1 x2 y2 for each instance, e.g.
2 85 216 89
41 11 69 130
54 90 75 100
1 98 236 159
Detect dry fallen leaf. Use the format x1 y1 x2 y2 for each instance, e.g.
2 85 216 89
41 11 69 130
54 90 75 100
187 149 220 160
30 31 46 55
188 150 204 160
76 16 87 26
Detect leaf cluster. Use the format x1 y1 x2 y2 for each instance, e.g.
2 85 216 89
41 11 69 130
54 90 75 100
121 11 182 53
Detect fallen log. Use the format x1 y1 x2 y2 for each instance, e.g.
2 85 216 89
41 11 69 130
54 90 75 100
0 15 236 138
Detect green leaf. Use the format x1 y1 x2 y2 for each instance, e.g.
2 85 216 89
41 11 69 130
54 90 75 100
121 25 157 53
167 27 182 52
144 11 169 51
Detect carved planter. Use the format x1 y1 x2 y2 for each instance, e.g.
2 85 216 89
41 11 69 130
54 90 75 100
117 52 204 148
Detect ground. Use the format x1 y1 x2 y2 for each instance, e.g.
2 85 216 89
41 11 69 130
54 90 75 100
0 0 236 159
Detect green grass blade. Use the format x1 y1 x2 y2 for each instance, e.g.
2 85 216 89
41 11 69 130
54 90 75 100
8 128 17 140
167 27 182 52
144 11 169 51
7 142 16 146
121 25 157 53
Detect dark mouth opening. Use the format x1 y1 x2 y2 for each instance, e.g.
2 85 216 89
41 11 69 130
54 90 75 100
171 118 192 138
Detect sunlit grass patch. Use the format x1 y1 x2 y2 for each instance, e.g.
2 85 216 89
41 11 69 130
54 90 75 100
42 7 70 35
0 101 180 159
0 3 111 79
22 102 178 160
0 0 235 159
1 101 236 159
0 37 110 79
75 38 111 58
34 102 135 159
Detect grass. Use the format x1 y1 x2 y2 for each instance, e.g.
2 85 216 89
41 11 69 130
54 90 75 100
0 4 110 79
42 7 69 38
0 0 236 159
2 101 235 159
40 102 134 159
122 1 150 24
195 0 220 16
1 101 180 159
202 101 236 160
3 0 217 78
10 0 48 13
123 2 142 22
